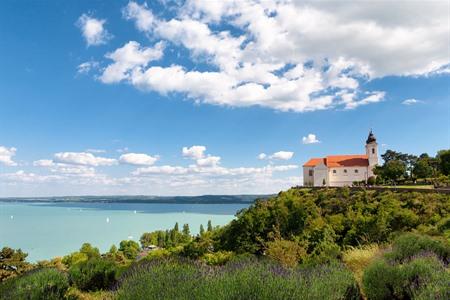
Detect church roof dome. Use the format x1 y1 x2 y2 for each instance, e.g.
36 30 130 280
366 130 377 144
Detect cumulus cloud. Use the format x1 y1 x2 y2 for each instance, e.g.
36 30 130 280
402 98 424 105
100 41 165 83
182 145 206 160
0 146 17 166
119 153 159 166
76 14 112 46
54 152 117 166
302 134 320 144
259 151 294 160
90 1 450 112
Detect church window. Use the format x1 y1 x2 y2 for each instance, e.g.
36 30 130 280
332 170 336 174
372 148 375 154
354 169 358 173
344 169 347 173
308 170 313 176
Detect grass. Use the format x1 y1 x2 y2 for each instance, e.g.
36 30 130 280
383 185 434 189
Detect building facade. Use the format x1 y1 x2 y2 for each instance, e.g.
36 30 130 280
303 131 378 187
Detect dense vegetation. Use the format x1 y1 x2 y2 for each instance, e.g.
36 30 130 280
373 149 450 186
1 188 449 299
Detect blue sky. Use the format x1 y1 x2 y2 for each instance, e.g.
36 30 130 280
0 0 449 196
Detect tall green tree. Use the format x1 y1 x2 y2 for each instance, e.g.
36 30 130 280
207 220 213 232
413 156 433 179
0 247 32 282
437 150 450 175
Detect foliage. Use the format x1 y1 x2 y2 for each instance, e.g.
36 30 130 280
265 239 306 267
385 232 449 264
342 244 381 284
363 255 449 300
0 268 69 300
118 240 140 260
437 149 450 175
216 188 449 261
0 247 33 282
362 233 450 300
63 243 101 268
200 251 234 266
69 258 118 292
115 257 360 300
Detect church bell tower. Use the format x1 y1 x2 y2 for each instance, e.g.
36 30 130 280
365 130 378 175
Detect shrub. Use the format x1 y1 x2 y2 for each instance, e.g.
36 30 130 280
0 268 69 300
386 233 449 263
201 251 234 266
367 176 376 185
363 255 448 300
342 244 381 283
265 239 306 267
69 258 118 291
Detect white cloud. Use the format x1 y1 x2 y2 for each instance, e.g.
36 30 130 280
33 159 96 176
196 155 221 167
76 14 112 46
90 0 450 112
133 165 188 175
77 61 99 74
100 41 165 83
0 146 17 166
402 98 424 105
270 151 294 160
302 134 320 144
0 170 61 183
54 152 117 166
258 153 267 160
119 153 159 166
259 151 294 160
182 145 206 160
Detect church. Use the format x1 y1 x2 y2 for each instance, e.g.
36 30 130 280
303 131 378 187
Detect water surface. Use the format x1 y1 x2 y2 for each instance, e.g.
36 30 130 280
0 202 248 262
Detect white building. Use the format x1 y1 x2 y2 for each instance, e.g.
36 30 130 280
303 131 378 187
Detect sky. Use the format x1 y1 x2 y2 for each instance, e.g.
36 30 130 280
0 0 449 197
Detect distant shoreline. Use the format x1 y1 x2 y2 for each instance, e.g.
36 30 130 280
0 194 272 204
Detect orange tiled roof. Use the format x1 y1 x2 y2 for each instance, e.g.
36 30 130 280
303 158 325 167
303 155 368 167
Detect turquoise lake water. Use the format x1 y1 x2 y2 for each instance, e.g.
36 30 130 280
0 202 248 262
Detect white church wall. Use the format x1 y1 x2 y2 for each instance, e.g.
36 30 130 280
313 164 328 187
303 167 314 186
328 166 368 186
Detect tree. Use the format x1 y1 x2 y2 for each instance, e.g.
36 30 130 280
199 224 205 236
384 160 407 183
79 243 100 259
0 247 32 282
182 224 191 243
119 240 140 260
413 158 433 179
437 150 450 175
174 222 179 232
207 220 213 232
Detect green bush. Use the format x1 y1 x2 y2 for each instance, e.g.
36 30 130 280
69 258 118 291
201 251 234 266
0 268 69 300
385 233 450 263
363 255 448 300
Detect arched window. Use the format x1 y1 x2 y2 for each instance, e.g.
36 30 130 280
344 169 347 173
355 169 359 173
372 148 375 154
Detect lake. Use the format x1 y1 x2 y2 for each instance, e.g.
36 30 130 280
0 201 248 262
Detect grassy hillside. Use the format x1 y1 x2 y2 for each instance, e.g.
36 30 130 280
1 187 449 299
